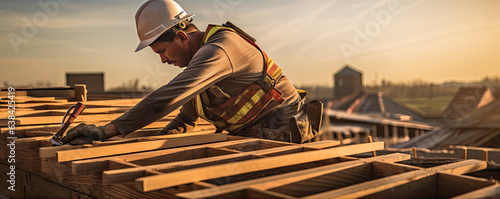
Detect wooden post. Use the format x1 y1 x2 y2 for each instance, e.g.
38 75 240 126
412 147 417 158
404 127 409 139
371 126 377 139
483 150 488 161
384 125 389 140
367 136 376 157
336 132 343 146
74 84 87 102
354 130 360 144
415 129 420 137
463 147 468 160
392 126 398 140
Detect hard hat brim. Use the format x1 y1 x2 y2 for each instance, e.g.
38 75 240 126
134 14 194 52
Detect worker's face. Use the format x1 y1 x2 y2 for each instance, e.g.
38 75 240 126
150 32 191 68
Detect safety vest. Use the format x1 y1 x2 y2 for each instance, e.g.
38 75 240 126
194 24 285 132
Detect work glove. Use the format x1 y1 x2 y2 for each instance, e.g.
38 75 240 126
61 123 107 145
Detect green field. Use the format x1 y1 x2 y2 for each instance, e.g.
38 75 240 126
394 96 453 117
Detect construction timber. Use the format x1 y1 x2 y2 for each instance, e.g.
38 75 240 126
0 88 499 198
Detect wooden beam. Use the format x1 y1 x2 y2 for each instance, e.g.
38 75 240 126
102 140 340 184
370 161 422 179
0 107 130 118
135 142 384 192
92 130 215 146
304 159 487 199
40 144 92 158
436 173 495 198
244 188 296 198
56 133 227 162
177 153 410 199
452 184 500 199
103 153 253 184
39 129 216 158
454 146 500 163
367 172 495 198
71 138 259 174
72 139 332 175
0 113 125 126
0 98 143 110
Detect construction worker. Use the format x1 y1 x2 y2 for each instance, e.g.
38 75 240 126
61 0 322 145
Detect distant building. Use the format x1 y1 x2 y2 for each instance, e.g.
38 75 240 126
327 92 424 122
333 65 363 99
66 72 104 93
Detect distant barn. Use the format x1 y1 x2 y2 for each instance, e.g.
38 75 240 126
329 65 423 121
333 65 363 99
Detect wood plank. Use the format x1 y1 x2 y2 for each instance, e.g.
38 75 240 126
0 96 55 101
103 153 253 184
452 184 500 199
40 130 217 158
177 153 410 199
101 140 339 184
0 107 130 118
365 173 438 198
371 161 422 179
0 113 121 126
72 138 328 176
244 188 295 198
0 98 142 110
93 130 215 146
366 172 495 198
57 134 227 162
40 144 93 158
135 142 384 192
454 147 500 164
437 173 495 198
303 159 487 199
71 138 258 174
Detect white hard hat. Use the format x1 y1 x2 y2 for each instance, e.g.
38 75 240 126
134 0 194 52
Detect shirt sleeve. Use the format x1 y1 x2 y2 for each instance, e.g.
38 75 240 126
111 44 233 136
159 100 198 134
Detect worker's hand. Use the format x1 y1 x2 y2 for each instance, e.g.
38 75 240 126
61 123 107 145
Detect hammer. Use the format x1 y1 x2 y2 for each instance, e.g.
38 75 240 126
50 102 86 146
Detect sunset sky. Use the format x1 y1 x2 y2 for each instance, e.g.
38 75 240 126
1 0 499 89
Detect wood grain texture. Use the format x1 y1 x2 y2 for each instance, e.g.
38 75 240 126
136 142 384 192
101 141 336 184
177 153 410 199
304 159 487 199
57 133 227 162
452 184 500 199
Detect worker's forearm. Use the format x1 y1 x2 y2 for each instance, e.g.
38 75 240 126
104 123 121 138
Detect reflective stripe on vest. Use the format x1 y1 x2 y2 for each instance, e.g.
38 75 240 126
194 25 285 131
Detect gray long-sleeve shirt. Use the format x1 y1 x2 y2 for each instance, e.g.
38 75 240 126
111 28 300 136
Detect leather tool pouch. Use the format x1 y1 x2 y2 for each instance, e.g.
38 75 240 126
289 100 323 143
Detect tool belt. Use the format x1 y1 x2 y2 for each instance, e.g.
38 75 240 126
236 99 323 143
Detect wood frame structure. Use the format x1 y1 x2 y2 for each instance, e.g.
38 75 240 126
1 94 499 198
